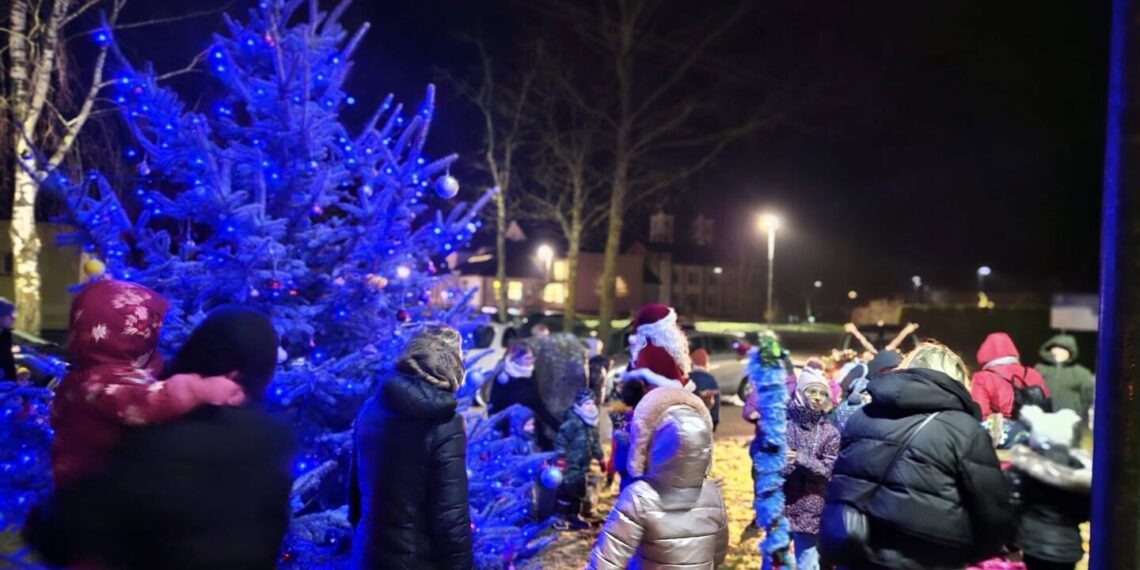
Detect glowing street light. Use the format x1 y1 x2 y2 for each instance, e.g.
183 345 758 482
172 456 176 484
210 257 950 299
814 280 823 289
848 290 859 300
757 212 782 323
977 265 992 293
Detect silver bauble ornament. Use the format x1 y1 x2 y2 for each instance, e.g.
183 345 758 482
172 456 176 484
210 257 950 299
435 175 460 199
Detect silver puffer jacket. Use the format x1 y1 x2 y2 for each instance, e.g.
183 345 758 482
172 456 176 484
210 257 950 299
588 387 728 569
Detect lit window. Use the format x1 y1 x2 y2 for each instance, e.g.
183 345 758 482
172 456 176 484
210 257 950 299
543 283 566 304
553 260 568 282
507 281 524 301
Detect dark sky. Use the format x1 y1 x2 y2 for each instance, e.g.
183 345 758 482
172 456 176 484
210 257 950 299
121 1 1109 301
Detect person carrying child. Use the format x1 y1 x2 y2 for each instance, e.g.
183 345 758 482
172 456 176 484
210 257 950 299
49 279 245 488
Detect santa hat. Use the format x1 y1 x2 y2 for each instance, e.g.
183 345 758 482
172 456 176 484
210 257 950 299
1021 405 1081 449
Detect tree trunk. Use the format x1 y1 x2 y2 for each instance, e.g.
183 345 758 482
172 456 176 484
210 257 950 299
564 225 580 332
11 163 42 334
596 164 626 344
494 193 508 322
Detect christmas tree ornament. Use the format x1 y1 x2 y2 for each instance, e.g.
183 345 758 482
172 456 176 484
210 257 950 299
435 174 459 199
268 278 282 290
396 309 410 323
83 259 107 279
540 466 563 489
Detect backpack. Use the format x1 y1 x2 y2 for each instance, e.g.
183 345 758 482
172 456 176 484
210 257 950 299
990 366 1051 418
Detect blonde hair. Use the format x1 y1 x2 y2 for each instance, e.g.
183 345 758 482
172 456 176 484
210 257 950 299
901 342 971 388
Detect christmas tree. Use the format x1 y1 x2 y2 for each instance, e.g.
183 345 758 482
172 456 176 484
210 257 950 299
461 403 559 570
1 0 560 566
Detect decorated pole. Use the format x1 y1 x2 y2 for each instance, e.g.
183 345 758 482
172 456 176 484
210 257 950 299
748 332 796 569
1091 0 1140 567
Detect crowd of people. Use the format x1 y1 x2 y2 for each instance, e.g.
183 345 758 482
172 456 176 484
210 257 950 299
16 284 1095 570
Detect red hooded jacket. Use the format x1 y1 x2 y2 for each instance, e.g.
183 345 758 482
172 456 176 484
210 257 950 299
970 332 1049 419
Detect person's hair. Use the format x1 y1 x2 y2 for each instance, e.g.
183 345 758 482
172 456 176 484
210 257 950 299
620 380 646 408
165 305 279 400
901 341 971 386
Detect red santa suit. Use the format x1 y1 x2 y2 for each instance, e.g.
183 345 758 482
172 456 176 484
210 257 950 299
621 304 696 393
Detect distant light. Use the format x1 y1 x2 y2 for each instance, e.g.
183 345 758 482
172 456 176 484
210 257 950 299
813 280 823 288
536 244 554 262
977 266 992 277
713 267 723 275
396 266 411 279
847 290 858 300
912 275 923 287
757 212 782 232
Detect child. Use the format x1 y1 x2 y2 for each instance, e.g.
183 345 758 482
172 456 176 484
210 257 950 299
555 388 603 530
606 380 646 491
780 367 840 570
50 279 245 488
1008 406 1091 570
588 387 728 568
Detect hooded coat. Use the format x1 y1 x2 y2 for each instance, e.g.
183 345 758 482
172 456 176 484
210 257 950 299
588 388 728 570
971 333 1049 419
348 331 472 570
1034 334 1094 419
824 369 1014 569
1007 444 1090 564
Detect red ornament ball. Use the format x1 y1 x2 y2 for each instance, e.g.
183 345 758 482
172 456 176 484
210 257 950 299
396 309 410 323
268 278 282 290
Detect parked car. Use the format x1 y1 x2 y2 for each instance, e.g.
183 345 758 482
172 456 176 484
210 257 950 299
605 331 754 405
11 330 68 387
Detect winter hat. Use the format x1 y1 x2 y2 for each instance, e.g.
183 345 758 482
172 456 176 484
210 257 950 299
795 366 830 407
691 348 710 369
0 298 14 319
165 305 279 399
868 349 903 378
1020 405 1081 449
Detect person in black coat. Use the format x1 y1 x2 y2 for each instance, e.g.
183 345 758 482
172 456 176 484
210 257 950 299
488 343 560 450
349 324 473 570
1007 406 1091 570
822 343 1014 570
25 305 296 570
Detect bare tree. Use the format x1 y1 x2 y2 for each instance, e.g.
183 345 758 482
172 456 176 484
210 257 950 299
514 54 609 331
3 0 218 333
438 38 535 321
534 0 792 341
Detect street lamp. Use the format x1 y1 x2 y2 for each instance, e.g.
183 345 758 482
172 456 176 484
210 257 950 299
807 280 822 322
912 275 923 303
757 213 782 323
977 265 992 292
847 290 859 300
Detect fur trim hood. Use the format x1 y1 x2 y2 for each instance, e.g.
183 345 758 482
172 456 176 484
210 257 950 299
628 387 714 489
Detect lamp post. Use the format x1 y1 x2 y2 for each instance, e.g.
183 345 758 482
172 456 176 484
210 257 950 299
977 265 992 292
912 275 923 303
758 213 782 323
807 280 822 322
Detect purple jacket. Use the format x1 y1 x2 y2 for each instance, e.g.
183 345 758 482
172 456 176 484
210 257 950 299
783 403 840 535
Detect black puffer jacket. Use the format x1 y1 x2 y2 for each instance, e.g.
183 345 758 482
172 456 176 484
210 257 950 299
25 405 296 570
349 373 472 570
824 368 1014 570
1007 445 1091 563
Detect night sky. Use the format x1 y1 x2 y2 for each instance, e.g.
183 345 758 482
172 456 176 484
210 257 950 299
119 1 1109 301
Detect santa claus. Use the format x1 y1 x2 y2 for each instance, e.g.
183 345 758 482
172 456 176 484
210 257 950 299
621 304 696 392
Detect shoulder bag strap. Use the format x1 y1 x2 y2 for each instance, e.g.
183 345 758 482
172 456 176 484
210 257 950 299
858 412 941 509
